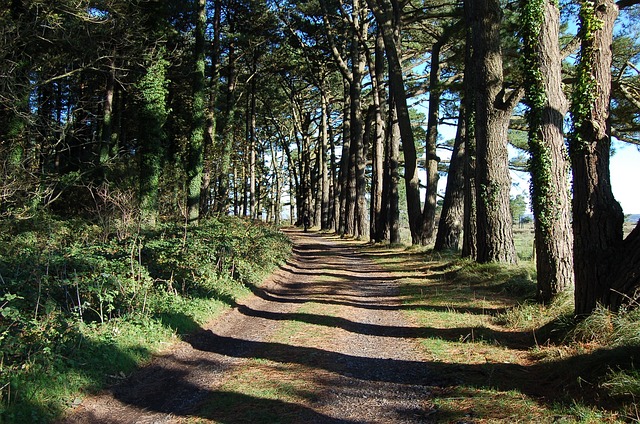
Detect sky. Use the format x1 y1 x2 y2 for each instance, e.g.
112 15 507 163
434 134 640 216
512 139 640 215
610 140 640 214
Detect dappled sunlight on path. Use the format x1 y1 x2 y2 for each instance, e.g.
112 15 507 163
61 229 566 423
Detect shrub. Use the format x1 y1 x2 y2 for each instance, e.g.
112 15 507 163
0 213 291 422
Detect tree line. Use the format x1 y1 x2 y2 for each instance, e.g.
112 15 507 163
1 0 640 316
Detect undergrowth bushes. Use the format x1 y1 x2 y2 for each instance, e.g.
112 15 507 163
571 306 640 411
0 214 291 423
496 283 640 417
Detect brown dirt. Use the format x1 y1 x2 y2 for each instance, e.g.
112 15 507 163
59 229 439 423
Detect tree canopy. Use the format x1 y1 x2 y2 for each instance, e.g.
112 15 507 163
2 0 640 314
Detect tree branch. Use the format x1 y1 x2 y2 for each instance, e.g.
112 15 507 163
320 12 353 82
611 127 640 145
617 0 640 9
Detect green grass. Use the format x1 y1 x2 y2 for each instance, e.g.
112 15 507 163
0 214 291 423
433 387 549 423
513 224 536 261
368 237 634 423
496 290 575 331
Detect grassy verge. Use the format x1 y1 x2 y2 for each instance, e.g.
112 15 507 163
0 214 291 423
366 243 638 423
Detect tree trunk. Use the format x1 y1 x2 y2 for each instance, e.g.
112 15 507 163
462 5 477 259
138 50 169 228
435 105 466 251
202 0 221 214
523 0 574 302
314 135 322 227
339 79 352 236
367 0 423 244
282 136 298 225
300 112 313 227
216 13 237 214
321 90 331 230
570 0 624 315
186 0 207 225
242 156 249 216
249 70 257 219
387 102 401 244
346 104 358 237
329 116 339 231
371 29 387 242
350 10 368 239
368 103 384 242
420 36 444 246
99 56 115 170
270 139 282 225
470 0 519 263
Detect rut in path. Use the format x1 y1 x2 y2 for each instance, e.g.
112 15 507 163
61 230 439 423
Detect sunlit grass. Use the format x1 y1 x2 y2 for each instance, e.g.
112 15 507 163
433 387 549 423
369 236 630 423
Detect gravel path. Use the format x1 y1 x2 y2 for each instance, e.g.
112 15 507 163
61 230 437 423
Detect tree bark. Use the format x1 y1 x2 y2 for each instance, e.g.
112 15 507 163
202 0 221 214
470 0 519 263
420 36 444 246
371 29 388 242
138 50 169 228
186 0 207 225
321 90 331 230
570 0 624 315
462 4 477 259
339 79 352 236
368 103 384 242
270 139 282 225
248 68 257 219
301 112 313 227
329 115 339 231
523 0 574 302
435 105 466 251
367 0 423 244
99 56 115 170
384 98 402 245
216 11 237 215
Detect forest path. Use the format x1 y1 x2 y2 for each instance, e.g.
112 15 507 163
61 229 437 423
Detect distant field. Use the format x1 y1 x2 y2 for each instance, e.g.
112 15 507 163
513 223 535 261
399 218 634 256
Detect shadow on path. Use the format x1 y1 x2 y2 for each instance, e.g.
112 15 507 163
64 230 632 422
182 328 637 408
235 304 533 350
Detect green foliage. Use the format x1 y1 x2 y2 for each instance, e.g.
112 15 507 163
496 290 574 330
569 0 604 153
434 258 537 299
602 368 640 398
0 214 291 422
136 48 171 124
570 305 640 347
561 306 640 412
137 47 171 226
520 0 558 238
510 194 528 223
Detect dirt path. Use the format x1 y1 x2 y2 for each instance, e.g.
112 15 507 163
61 230 437 423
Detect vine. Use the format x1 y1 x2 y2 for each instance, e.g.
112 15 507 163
521 0 554 235
569 0 604 155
